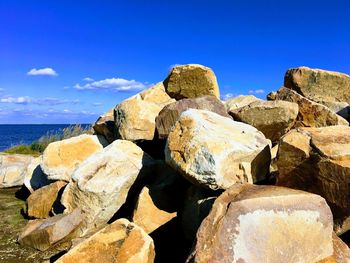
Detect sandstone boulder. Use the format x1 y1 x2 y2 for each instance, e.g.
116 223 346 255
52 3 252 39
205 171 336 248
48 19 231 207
92 107 116 143
61 140 156 236
27 181 67 219
189 184 334 263
41 134 107 182
331 233 350 263
114 82 175 141
55 218 155 263
229 100 298 142
271 87 348 127
155 95 230 139
165 109 271 190
23 156 49 193
224 95 261 111
0 154 33 188
284 66 350 105
18 208 82 251
164 64 220 100
276 126 350 234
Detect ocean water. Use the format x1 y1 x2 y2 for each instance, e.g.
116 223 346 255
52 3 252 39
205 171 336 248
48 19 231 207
0 124 90 151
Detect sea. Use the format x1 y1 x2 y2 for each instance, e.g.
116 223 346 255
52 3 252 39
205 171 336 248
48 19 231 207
0 124 91 152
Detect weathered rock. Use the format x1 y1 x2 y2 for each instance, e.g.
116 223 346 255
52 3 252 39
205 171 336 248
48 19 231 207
92 107 116 143
23 156 49 193
18 208 82 251
284 66 350 104
0 154 33 188
41 134 107 182
61 140 156 236
156 95 230 139
229 100 298 142
114 82 175 141
27 181 67 219
164 64 220 100
165 109 271 190
189 184 334 263
55 218 155 263
271 87 348 127
332 233 350 263
276 126 350 234
224 95 261 111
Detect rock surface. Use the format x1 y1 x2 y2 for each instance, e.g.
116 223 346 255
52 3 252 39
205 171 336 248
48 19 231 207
270 87 348 127
18 209 82 251
332 233 350 263
155 95 230 139
27 181 67 219
41 134 106 182
23 156 49 193
224 95 261 111
284 66 350 105
0 154 33 188
276 126 350 235
114 82 175 141
229 100 298 142
189 184 334 263
165 109 271 190
55 218 155 263
92 107 116 143
164 64 220 100
61 140 156 236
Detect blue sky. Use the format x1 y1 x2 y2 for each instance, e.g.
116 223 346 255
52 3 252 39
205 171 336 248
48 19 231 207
0 0 349 124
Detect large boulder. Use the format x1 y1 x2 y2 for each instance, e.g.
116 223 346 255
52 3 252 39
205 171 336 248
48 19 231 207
224 95 261 111
26 181 67 219
284 66 350 105
92 107 116 143
276 126 350 234
165 109 271 190
270 87 348 127
114 82 175 141
23 156 49 193
229 100 299 142
332 233 350 263
164 64 220 100
188 184 334 263
155 95 230 139
61 140 156 237
18 208 82 251
0 154 33 188
41 134 107 182
55 219 155 263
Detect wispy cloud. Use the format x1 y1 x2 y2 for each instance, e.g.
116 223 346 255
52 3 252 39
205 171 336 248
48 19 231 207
27 67 58 76
92 102 103 107
221 93 236 101
0 96 79 105
248 89 265 95
74 77 148 92
83 77 94 82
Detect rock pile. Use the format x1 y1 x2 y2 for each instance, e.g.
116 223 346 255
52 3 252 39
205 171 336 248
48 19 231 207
2 64 350 262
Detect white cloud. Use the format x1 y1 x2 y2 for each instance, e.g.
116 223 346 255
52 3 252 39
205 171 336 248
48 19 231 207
248 89 265 95
221 93 235 101
83 77 94 82
92 102 103 107
27 67 58 76
0 96 79 105
74 77 147 92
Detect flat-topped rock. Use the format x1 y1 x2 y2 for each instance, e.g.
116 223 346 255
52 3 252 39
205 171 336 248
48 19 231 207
0 154 33 188
224 95 261 111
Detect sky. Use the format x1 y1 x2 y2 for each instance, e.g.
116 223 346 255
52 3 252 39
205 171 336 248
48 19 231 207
0 0 349 124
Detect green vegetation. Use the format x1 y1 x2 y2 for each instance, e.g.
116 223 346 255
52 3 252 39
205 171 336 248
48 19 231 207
4 124 92 156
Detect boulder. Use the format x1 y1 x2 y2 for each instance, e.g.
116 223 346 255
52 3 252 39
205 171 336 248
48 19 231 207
114 82 175 141
155 95 230 139
18 208 82 251
229 100 298 142
27 181 67 219
284 66 350 104
164 64 220 100
55 218 155 263
165 109 271 190
276 126 350 234
271 87 348 127
92 107 116 143
61 140 156 237
188 184 334 263
0 154 33 188
224 95 261 111
41 134 107 182
331 233 350 263
23 156 49 193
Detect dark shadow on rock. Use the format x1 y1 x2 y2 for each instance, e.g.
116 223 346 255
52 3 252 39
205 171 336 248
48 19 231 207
51 184 68 216
30 164 50 192
15 185 31 201
50 250 68 262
